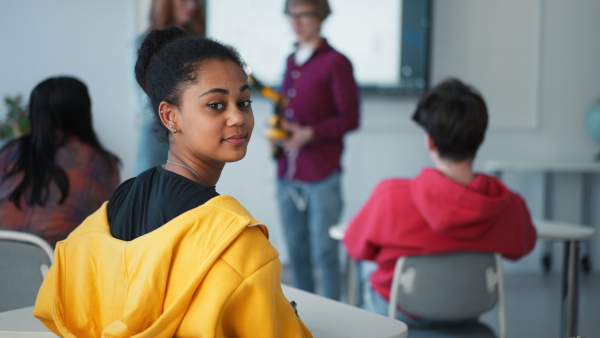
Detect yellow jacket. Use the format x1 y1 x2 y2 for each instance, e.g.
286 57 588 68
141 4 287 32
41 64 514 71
34 195 312 338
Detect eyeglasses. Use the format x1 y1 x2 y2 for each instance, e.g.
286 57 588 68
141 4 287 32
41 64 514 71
287 11 318 21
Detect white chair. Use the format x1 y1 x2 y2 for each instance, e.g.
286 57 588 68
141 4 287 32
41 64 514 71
0 230 54 312
388 252 506 338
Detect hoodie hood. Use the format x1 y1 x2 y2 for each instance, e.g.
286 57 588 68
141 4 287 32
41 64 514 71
34 195 266 338
410 168 511 240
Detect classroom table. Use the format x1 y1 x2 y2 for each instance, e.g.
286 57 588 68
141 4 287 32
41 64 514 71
330 219 595 338
534 219 595 338
282 285 407 338
484 160 600 273
0 286 407 338
0 306 54 337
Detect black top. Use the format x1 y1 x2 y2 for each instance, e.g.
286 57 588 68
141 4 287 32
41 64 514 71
108 166 219 241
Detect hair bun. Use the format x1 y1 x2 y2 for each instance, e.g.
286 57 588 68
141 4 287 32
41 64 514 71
135 26 189 91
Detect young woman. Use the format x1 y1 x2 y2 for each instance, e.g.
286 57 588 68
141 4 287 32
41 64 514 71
134 0 205 175
34 27 312 338
0 76 120 247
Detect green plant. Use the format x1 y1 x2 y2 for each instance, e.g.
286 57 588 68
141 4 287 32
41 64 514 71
0 95 29 139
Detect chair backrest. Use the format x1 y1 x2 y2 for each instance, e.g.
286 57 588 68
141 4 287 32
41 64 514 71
388 252 506 338
0 230 54 312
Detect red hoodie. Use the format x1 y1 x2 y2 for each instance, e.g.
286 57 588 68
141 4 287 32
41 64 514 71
343 167 537 302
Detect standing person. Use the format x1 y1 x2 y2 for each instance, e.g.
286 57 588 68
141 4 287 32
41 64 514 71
34 27 312 338
343 78 537 326
275 0 360 300
134 0 205 174
0 76 120 247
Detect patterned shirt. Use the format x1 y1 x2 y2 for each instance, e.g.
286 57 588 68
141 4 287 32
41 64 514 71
0 137 120 247
278 38 360 182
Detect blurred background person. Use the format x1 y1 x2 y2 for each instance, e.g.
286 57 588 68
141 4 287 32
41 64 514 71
134 0 205 175
0 76 120 247
275 0 360 300
343 78 537 325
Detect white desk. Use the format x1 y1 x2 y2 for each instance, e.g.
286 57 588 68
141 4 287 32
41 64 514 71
0 286 407 338
0 307 55 337
283 285 407 338
484 161 600 173
534 219 595 338
484 160 600 273
331 219 596 338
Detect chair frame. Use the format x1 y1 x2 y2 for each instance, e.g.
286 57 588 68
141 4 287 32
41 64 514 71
0 230 54 276
388 252 506 338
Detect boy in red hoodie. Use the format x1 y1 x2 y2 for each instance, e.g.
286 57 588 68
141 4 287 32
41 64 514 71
342 78 537 326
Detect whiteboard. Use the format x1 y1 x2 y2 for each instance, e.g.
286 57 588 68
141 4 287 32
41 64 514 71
206 0 402 88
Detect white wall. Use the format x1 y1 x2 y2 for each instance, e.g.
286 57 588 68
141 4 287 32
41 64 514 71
2 1 599 274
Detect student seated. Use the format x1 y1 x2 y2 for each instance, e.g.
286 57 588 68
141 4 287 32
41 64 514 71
33 27 312 337
0 76 120 247
342 78 537 326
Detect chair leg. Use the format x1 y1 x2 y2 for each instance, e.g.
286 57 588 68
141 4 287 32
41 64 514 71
346 256 356 306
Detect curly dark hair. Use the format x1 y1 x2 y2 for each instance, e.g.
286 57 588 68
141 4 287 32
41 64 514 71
412 78 488 162
134 26 246 143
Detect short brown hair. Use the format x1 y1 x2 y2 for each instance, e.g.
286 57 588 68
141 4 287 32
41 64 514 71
412 78 488 162
284 0 332 20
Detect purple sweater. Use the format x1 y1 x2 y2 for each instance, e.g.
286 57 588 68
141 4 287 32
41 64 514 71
278 39 360 182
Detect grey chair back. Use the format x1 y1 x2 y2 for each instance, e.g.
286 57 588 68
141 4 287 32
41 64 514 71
389 252 506 338
0 230 54 312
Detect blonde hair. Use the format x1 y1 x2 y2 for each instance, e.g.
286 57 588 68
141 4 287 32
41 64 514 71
284 0 331 20
149 0 205 36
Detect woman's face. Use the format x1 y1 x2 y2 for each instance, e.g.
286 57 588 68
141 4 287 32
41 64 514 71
287 3 322 43
171 59 254 166
172 0 199 26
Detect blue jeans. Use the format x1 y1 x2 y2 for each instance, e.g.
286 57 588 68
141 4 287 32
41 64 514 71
135 117 168 175
277 172 343 300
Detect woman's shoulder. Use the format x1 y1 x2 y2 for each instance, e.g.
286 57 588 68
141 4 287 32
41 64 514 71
219 225 279 278
59 137 118 170
0 139 20 166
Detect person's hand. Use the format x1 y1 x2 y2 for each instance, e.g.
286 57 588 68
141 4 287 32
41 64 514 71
279 123 313 152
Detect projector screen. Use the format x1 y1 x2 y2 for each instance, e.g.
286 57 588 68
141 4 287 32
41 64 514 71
206 0 431 94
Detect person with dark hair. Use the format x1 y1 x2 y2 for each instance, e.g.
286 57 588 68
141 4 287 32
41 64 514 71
343 78 536 326
0 76 120 247
134 0 205 175
34 27 312 337
273 0 359 301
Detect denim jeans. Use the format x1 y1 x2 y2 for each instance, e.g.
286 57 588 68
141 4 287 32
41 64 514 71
277 172 342 300
135 117 168 175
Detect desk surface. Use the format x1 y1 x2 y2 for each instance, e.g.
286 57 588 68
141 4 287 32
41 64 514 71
484 160 600 173
0 287 407 338
331 219 596 242
533 219 595 241
0 307 54 337
282 285 407 338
